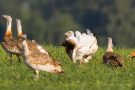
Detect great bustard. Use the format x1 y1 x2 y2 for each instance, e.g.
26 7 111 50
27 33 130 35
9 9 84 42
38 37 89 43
1 15 21 62
103 38 124 67
72 29 98 64
61 30 98 64
22 35 64 79
16 19 49 55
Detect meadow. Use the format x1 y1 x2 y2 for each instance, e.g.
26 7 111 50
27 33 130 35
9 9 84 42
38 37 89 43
0 45 135 90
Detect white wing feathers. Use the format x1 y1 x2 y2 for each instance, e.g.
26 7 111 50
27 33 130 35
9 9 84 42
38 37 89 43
86 28 94 36
64 30 98 64
75 31 81 42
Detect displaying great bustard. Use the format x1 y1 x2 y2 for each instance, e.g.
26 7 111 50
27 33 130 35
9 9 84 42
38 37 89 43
61 29 98 64
103 38 124 67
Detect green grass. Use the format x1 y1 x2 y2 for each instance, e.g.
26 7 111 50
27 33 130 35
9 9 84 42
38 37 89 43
0 45 135 90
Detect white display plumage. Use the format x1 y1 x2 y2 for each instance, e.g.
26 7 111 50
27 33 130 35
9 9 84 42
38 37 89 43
75 31 81 41
63 29 98 64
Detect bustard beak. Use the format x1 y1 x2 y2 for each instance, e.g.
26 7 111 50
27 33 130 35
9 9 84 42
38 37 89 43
2 15 12 20
16 19 20 23
64 32 68 36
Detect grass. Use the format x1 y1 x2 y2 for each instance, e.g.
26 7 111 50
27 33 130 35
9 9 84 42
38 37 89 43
0 45 135 90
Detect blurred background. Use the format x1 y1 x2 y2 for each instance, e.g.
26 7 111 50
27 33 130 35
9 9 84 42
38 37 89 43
0 0 135 47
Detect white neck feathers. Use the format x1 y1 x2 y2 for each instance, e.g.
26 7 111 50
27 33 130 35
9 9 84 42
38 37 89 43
22 40 30 56
16 19 23 38
106 38 113 52
5 20 12 37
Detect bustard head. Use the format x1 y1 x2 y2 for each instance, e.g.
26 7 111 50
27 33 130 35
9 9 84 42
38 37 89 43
64 31 74 37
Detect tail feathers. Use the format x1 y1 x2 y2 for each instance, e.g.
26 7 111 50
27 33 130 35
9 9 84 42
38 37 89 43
86 29 98 42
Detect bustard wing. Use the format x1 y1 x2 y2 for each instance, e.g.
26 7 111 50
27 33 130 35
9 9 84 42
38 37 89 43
27 52 55 65
103 52 124 66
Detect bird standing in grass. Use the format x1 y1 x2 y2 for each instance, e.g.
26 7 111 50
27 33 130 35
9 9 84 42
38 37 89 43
61 30 98 64
22 35 64 80
1 15 21 62
103 38 124 67
16 19 49 55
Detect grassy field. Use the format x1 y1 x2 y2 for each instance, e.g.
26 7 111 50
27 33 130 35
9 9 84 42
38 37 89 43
0 45 135 90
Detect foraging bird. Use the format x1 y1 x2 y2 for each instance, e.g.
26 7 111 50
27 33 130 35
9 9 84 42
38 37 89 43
1 15 21 61
103 38 124 67
22 35 64 79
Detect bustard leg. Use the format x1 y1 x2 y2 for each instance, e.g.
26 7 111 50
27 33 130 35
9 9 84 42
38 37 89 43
79 60 84 65
83 59 89 63
83 55 92 63
73 60 76 63
5 54 9 60
16 55 21 62
35 70 39 80
9 54 13 62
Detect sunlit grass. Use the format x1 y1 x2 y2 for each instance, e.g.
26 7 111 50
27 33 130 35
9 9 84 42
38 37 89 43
0 45 134 90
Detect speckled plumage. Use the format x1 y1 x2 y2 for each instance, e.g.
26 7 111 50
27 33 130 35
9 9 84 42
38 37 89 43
22 38 63 79
16 19 49 58
1 15 22 61
17 39 38 52
103 38 124 67
2 37 21 55
25 51 60 65
103 52 124 67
